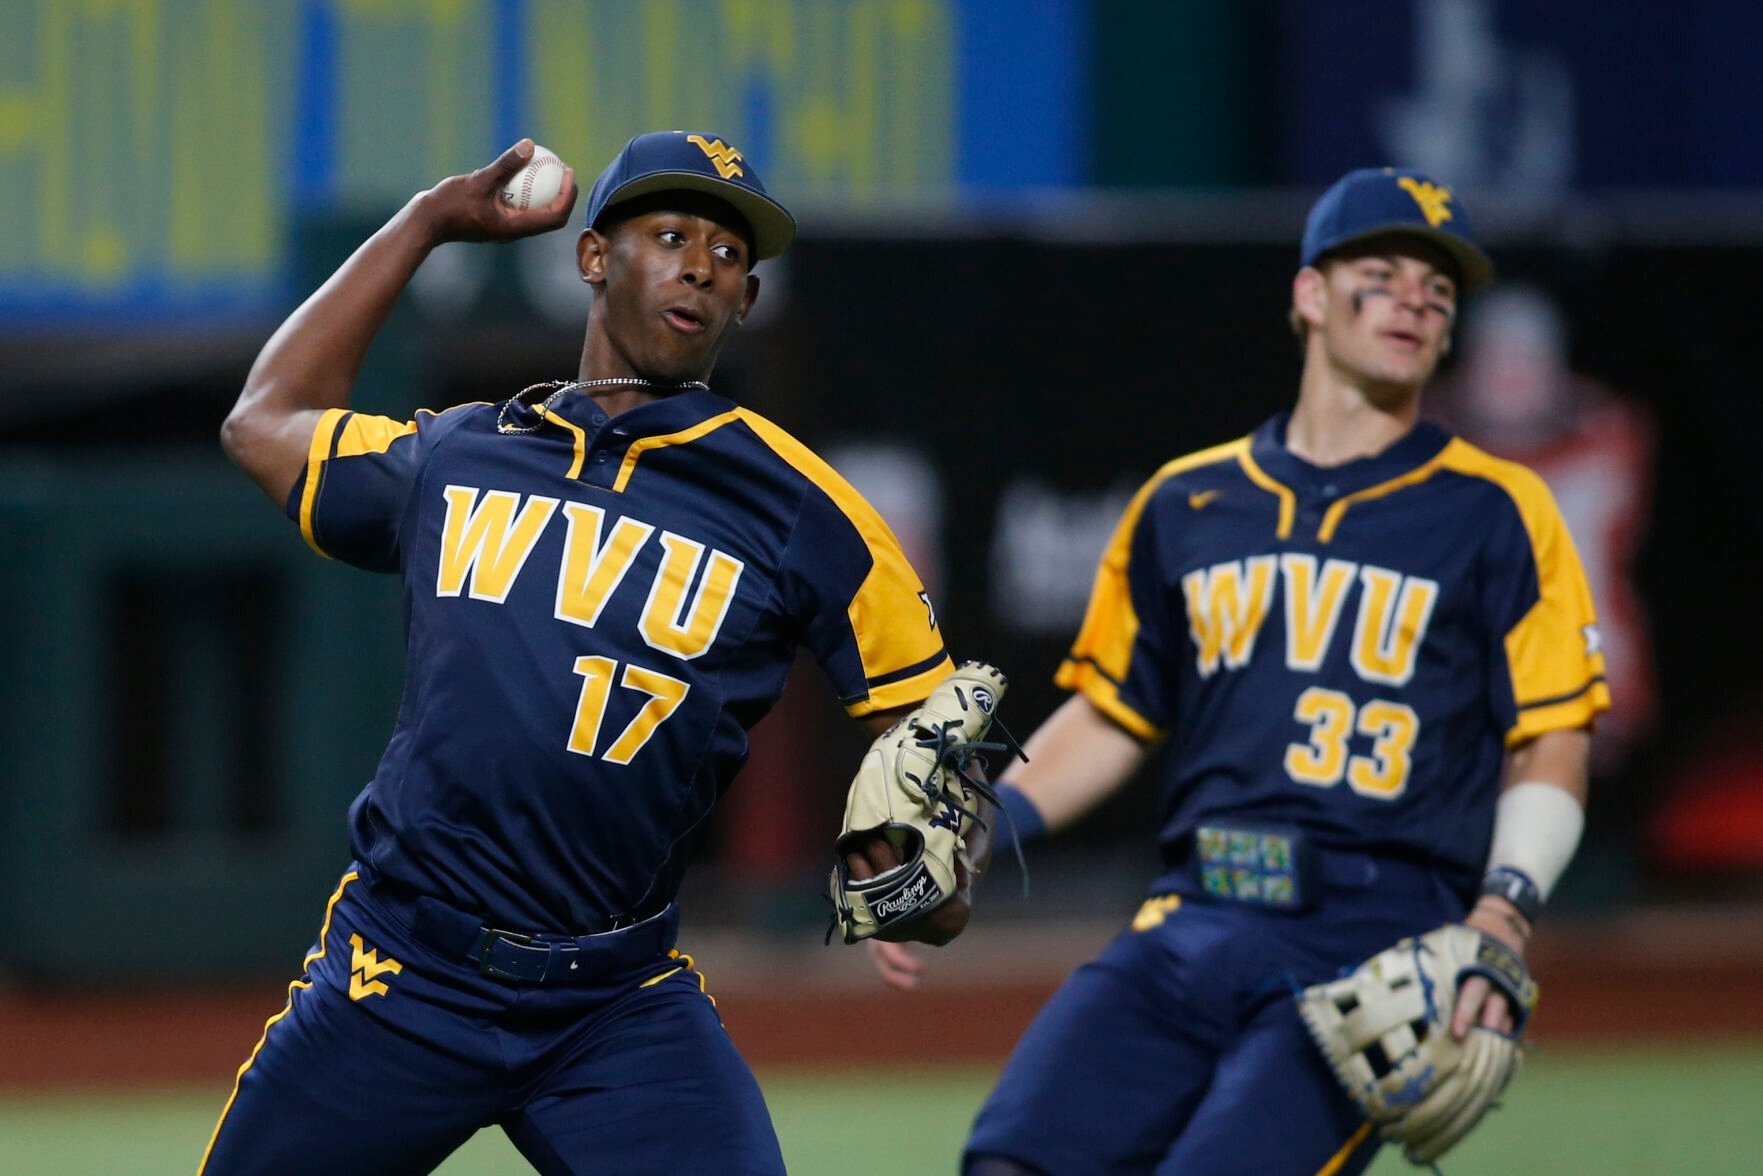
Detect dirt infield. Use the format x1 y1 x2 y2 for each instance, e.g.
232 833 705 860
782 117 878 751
6 907 1760 1090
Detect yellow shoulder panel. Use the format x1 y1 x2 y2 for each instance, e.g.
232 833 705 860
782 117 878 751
1437 439 1611 744
299 410 421 557
1054 657 1163 740
334 413 419 458
735 409 951 714
1061 438 1247 735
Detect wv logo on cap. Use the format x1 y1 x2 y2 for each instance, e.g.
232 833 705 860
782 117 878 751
687 135 745 180
1396 177 1454 228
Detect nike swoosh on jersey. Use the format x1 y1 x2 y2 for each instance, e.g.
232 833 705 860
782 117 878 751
1188 490 1220 510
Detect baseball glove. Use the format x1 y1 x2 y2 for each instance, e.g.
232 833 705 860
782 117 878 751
827 661 1008 945
1296 923 1538 1165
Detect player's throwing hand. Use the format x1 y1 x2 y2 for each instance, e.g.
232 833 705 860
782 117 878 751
415 139 579 245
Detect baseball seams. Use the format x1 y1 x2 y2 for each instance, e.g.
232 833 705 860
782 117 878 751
504 148 564 210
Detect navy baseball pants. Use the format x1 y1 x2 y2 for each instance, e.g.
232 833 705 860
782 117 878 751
966 862 1465 1175
199 868 784 1175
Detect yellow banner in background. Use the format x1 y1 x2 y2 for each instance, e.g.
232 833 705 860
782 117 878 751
523 0 952 198
0 0 288 296
0 0 956 318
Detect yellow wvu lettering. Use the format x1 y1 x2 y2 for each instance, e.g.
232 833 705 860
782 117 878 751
687 134 746 179
1182 556 1277 677
432 491 742 661
1186 556 1436 686
348 933 403 1002
436 485 559 602
639 532 745 660
1279 554 1356 671
555 502 655 628
1349 567 1439 687
1396 176 1454 228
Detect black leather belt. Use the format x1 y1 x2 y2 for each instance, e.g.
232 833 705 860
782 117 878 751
464 911 678 983
362 870 678 985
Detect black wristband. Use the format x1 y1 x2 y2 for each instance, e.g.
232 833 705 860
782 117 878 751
1480 866 1543 925
994 782 1047 849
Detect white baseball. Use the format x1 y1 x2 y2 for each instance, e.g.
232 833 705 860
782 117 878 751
501 145 566 211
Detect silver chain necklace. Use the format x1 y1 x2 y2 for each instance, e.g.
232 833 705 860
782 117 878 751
496 377 710 435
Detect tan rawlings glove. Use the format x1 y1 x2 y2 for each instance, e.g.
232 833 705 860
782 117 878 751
1296 923 1537 1165
827 661 1008 945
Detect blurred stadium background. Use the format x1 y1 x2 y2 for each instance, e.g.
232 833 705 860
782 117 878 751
3 1 1762 1171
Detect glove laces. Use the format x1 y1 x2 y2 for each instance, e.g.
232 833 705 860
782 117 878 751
915 714 1032 896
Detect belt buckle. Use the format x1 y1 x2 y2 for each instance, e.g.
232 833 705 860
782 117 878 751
476 926 535 978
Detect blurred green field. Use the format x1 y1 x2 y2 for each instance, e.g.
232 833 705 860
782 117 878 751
5 1044 1760 1174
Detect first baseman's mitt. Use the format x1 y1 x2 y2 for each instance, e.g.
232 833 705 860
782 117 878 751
827 661 1008 945
1296 923 1538 1165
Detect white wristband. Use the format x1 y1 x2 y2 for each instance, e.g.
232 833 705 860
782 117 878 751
1485 781 1585 901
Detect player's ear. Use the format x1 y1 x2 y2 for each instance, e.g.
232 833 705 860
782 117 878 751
738 272 760 325
577 228 610 287
1293 266 1327 331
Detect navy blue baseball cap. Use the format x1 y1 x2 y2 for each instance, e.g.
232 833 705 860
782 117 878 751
1300 167 1493 291
583 130 796 260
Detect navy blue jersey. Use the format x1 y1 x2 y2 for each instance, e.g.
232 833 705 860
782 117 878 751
1060 414 1608 891
287 388 951 932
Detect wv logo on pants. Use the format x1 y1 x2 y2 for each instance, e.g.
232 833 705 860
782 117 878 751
348 934 403 1001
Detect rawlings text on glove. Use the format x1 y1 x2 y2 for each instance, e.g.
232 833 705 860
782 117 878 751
828 661 1007 945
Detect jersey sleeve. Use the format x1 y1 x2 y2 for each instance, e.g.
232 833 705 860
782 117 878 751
1479 466 1612 746
780 479 951 717
1055 474 1180 740
284 407 424 572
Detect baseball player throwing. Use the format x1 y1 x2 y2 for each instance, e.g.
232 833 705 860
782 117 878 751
877 168 1607 1173
203 132 982 1174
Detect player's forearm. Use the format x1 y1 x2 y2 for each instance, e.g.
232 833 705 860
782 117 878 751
1472 726 1592 942
1006 694 1147 833
1503 727 1590 804
222 198 440 500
